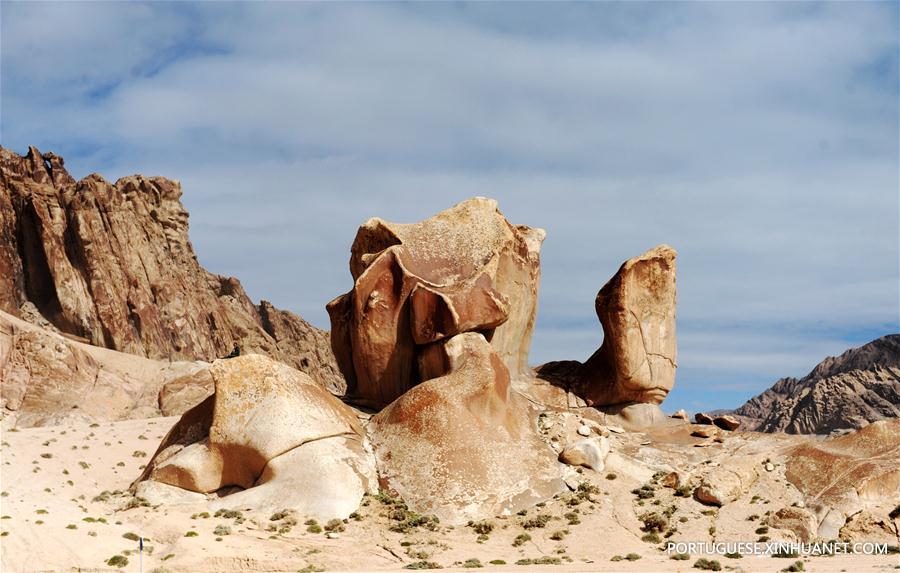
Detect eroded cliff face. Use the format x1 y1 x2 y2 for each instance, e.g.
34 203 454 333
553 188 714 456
0 146 344 394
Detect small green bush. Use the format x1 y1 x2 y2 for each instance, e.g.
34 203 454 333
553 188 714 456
107 555 128 568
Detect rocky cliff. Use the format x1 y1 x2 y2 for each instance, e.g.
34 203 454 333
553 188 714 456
733 334 900 434
0 146 344 394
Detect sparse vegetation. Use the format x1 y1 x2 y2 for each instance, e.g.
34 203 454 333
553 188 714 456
521 514 551 529
512 533 531 547
107 555 129 568
461 558 483 568
184 531 198 537
693 558 722 571
403 561 442 570
515 557 561 565
122 532 140 541
213 525 231 536
671 553 690 560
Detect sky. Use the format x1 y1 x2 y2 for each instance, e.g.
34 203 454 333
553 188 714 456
2 1 898 413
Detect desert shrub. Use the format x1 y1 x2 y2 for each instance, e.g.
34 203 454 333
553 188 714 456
641 532 661 543
462 558 482 568
403 561 442 570
693 558 722 571
489 560 506 565
324 518 345 532
122 532 140 541
605 473 617 480
625 553 641 561
213 525 231 536
550 530 568 540
564 512 580 525
521 515 551 529
671 553 690 560
213 509 242 519
184 531 198 537
639 512 668 533
468 520 494 535
107 555 128 568
387 503 439 534
512 533 531 547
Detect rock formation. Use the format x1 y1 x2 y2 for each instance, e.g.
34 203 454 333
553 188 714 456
536 245 677 419
135 354 375 518
732 334 900 434
0 309 206 427
0 146 343 394
368 332 565 523
784 419 900 538
328 197 545 408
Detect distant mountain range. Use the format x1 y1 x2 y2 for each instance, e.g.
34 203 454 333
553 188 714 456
731 334 900 434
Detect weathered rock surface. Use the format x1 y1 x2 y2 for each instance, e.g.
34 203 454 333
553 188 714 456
768 506 818 542
0 309 206 427
732 335 900 434
713 415 740 431
694 456 762 506
136 354 375 518
368 332 565 523
695 412 713 425
328 198 545 408
0 146 343 394
536 245 677 408
784 419 900 538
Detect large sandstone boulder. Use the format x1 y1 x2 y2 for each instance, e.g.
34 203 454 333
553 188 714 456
328 198 545 408
694 456 762 506
136 354 375 518
536 245 677 408
368 332 565 524
0 146 344 394
0 310 206 427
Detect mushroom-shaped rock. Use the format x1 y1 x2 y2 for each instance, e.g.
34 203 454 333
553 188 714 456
328 198 545 408
135 354 375 518
536 245 676 409
368 332 565 524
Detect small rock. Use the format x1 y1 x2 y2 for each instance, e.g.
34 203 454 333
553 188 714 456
607 425 626 434
594 426 610 437
558 437 610 471
670 409 689 421
713 415 740 431
794 499 805 508
661 471 681 489
325 532 341 539
764 462 775 472
713 436 725 443
694 412 714 425
691 427 717 438
577 424 591 437
564 477 580 491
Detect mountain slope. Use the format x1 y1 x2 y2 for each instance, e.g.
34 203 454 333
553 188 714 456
0 146 344 394
733 334 900 434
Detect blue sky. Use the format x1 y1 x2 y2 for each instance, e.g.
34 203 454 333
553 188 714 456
2 1 898 413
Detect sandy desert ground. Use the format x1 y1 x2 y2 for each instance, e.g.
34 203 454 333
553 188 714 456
1 416 897 573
